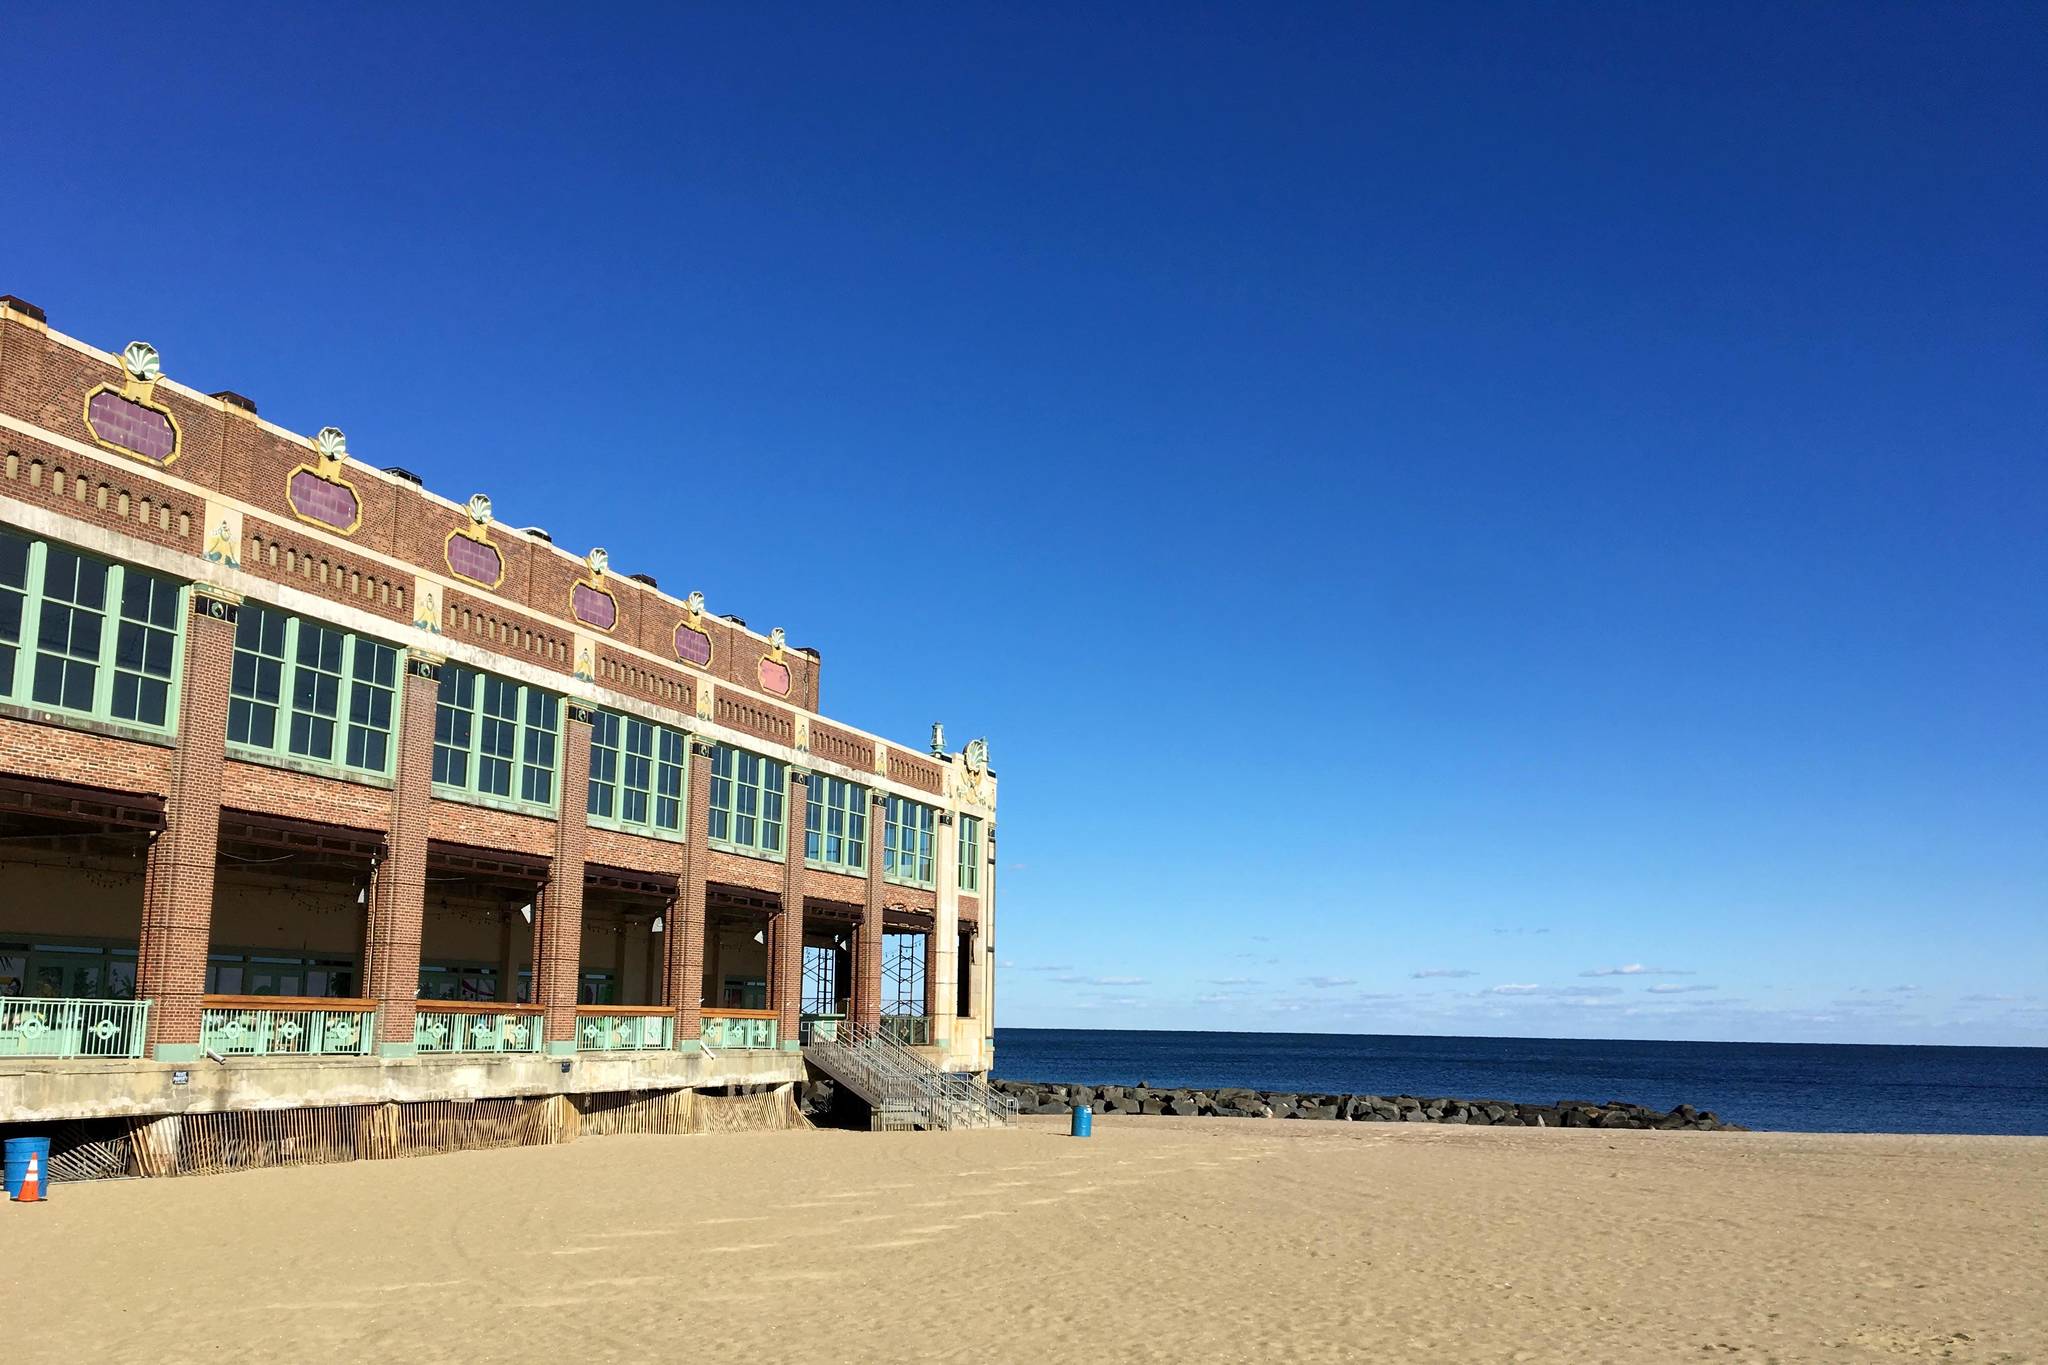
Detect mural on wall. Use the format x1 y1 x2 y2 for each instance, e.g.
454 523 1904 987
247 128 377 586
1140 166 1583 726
758 626 792 697
83 341 180 466
203 504 242 570
444 492 504 588
286 426 364 534
413 577 442 635
674 589 713 668
570 546 617 631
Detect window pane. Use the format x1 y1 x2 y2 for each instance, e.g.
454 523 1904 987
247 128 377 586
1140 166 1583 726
32 547 107 714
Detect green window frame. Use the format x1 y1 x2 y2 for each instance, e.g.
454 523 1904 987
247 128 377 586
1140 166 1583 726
707 742 785 859
227 604 398 777
957 814 981 893
883 794 936 887
0 529 182 733
586 708 687 838
804 773 867 873
432 663 561 812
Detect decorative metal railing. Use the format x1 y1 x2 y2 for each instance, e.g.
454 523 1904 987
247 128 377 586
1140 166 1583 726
415 1002 545 1054
701 1009 779 1051
879 1014 932 1046
575 1006 675 1052
0 997 150 1059
200 996 376 1057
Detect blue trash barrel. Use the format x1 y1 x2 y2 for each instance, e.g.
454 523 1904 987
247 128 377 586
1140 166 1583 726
1071 1105 1092 1138
5 1135 51 1200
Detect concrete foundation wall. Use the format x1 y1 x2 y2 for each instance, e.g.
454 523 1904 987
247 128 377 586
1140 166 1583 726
0 1048 803 1124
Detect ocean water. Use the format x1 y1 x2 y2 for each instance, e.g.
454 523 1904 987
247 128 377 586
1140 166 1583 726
992 1028 2048 1135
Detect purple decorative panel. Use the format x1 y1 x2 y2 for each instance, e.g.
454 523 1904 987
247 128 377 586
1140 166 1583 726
446 535 503 585
288 469 361 531
86 391 175 462
758 655 791 697
572 582 616 630
674 624 712 667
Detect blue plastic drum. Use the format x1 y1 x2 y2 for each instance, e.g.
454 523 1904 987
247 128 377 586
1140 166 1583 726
4 1135 51 1200
1071 1105 1092 1138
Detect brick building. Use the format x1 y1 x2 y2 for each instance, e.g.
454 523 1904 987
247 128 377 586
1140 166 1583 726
0 295 1001 1168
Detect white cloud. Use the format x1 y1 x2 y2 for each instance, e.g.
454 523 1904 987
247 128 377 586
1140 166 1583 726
1581 963 1694 977
1205 977 1260 987
1647 983 1716 994
1411 968 1477 979
1301 975 1356 989
1488 983 1545 995
1056 974 1149 987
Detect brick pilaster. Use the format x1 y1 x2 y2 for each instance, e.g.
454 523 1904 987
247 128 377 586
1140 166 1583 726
670 738 714 1047
774 768 808 1046
365 652 440 1049
855 789 886 1031
534 705 593 1050
137 585 238 1060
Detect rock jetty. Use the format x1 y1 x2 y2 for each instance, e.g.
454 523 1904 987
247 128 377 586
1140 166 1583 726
984 1080 1742 1130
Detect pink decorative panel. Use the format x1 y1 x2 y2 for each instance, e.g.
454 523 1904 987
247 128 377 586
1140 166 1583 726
571 583 616 630
446 535 503 585
674 624 712 667
288 469 361 531
758 656 791 696
86 392 175 462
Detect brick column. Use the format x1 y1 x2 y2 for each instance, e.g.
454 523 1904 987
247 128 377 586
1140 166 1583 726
137 585 238 1061
669 738 714 1049
534 705 594 1052
364 652 441 1052
854 790 886 1031
774 768 808 1048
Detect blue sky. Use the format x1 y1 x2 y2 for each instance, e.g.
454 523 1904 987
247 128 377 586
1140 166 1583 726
5 5 2042 1044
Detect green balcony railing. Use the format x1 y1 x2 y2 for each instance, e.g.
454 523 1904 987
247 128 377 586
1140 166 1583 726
880 1014 933 1047
576 1007 675 1052
0 997 150 1058
201 997 376 1057
415 1004 544 1054
702 1010 779 1051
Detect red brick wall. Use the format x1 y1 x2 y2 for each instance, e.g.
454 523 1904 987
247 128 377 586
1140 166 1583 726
365 659 440 1043
808 720 874 772
1 312 852 760
704 848 782 895
240 513 413 626
221 759 393 833
136 594 235 1051
714 690 795 748
534 709 593 1044
775 769 807 1041
425 797 556 859
0 714 173 798
673 742 714 1037
886 749 946 797
2 431 203 558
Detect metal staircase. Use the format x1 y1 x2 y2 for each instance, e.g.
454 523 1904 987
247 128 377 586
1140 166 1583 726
801 1019 1017 1132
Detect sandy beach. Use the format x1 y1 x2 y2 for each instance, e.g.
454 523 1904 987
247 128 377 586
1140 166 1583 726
11 1116 2045 1364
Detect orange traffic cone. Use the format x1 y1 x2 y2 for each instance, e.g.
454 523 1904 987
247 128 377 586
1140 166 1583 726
13 1150 42 1202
